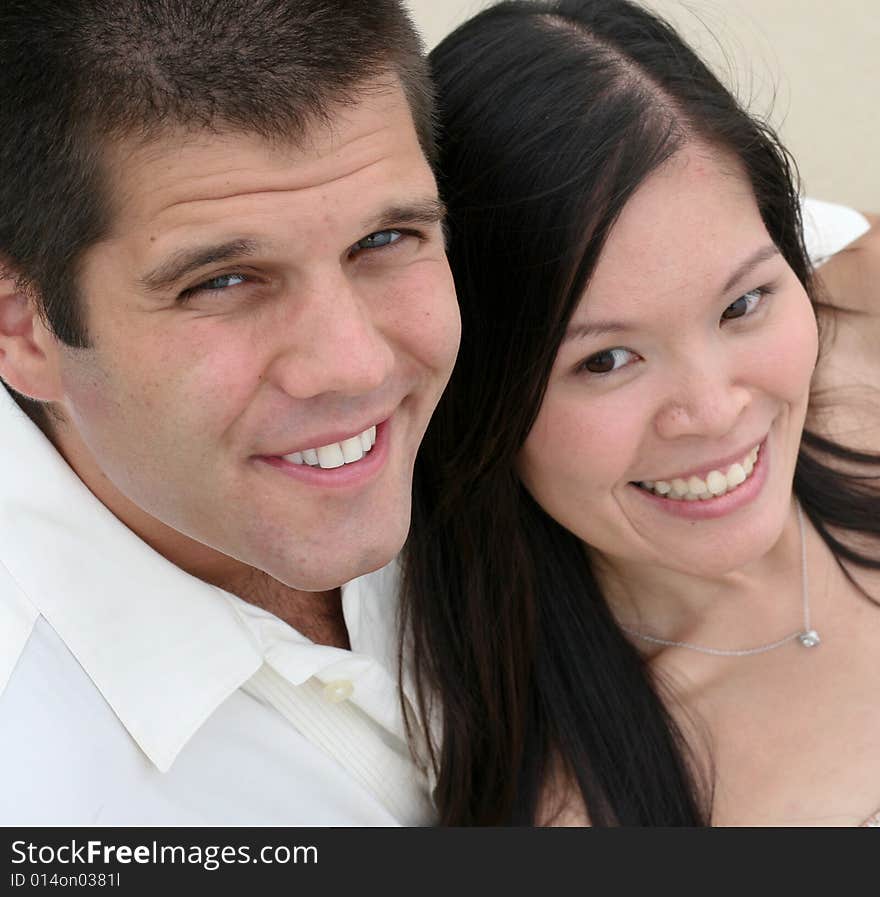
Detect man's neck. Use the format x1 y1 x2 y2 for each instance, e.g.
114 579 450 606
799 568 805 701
210 566 350 650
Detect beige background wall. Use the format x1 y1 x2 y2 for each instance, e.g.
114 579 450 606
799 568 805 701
405 0 880 211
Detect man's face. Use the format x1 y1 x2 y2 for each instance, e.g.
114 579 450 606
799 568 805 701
52 80 460 591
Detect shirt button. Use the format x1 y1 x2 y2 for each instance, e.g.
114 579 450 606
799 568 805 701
322 679 354 703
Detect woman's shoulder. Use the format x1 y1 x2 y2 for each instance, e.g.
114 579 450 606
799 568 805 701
808 201 880 455
811 201 880 319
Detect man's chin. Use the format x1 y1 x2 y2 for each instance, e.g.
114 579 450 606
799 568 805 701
269 529 408 593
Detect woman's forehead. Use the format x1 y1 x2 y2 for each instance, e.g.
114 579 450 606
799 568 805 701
584 143 766 306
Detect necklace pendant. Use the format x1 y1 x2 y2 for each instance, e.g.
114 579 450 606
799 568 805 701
799 629 821 648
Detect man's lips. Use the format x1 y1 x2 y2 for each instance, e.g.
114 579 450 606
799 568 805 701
259 413 394 460
254 419 391 485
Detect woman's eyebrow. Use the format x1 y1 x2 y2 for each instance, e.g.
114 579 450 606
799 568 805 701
563 319 637 343
722 244 780 293
564 244 782 344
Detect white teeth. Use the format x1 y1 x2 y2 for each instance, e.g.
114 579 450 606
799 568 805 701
340 435 365 463
726 463 746 487
638 442 762 500
671 478 689 497
284 425 378 470
687 475 708 497
316 443 345 469
706 470 727 496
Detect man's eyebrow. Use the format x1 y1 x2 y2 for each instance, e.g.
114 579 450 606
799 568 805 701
722 244 780 293
138 239 261 295
367 198 447 231
137 200 447 295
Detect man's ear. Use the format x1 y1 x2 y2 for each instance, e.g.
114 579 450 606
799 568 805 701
0 267 65 402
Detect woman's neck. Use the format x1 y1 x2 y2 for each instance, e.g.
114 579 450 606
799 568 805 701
593 500 816 655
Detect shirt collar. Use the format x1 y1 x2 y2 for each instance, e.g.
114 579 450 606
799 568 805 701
0 387 403 771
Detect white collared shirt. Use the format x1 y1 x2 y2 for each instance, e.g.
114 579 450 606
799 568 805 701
0 388 434 826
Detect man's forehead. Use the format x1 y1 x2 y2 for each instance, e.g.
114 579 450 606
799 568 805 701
98 79 429 224
77 92 441 290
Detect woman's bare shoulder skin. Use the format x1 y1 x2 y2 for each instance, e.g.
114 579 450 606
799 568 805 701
810 212 880 454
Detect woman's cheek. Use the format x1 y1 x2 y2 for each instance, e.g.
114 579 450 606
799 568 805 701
754 293 818 401
519 385 644 513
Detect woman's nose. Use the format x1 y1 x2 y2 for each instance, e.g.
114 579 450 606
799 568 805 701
653 359 751 441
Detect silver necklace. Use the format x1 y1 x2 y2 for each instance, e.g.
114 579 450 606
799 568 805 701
621 502 821 657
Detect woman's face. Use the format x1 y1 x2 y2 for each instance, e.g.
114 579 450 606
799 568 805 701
517 143 818 579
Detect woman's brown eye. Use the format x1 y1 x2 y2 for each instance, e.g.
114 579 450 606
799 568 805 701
580 347 636 374
584 351 616 373
722 288 764 321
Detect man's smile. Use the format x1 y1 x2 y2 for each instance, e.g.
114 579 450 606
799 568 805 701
283 423 378 469
255 419 392 488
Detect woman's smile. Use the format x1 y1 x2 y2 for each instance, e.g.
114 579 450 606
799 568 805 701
628 434 770 520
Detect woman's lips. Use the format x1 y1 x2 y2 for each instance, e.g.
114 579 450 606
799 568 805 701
631 436 769 520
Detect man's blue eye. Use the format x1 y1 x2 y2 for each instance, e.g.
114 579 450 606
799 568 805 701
199 273 247 291
355 230 402 251
178 272 248 302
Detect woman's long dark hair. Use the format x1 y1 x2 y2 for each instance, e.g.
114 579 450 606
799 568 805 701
401 0 880 825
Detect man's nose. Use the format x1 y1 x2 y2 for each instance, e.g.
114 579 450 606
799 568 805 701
264 275 396 399
653 353 751 441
